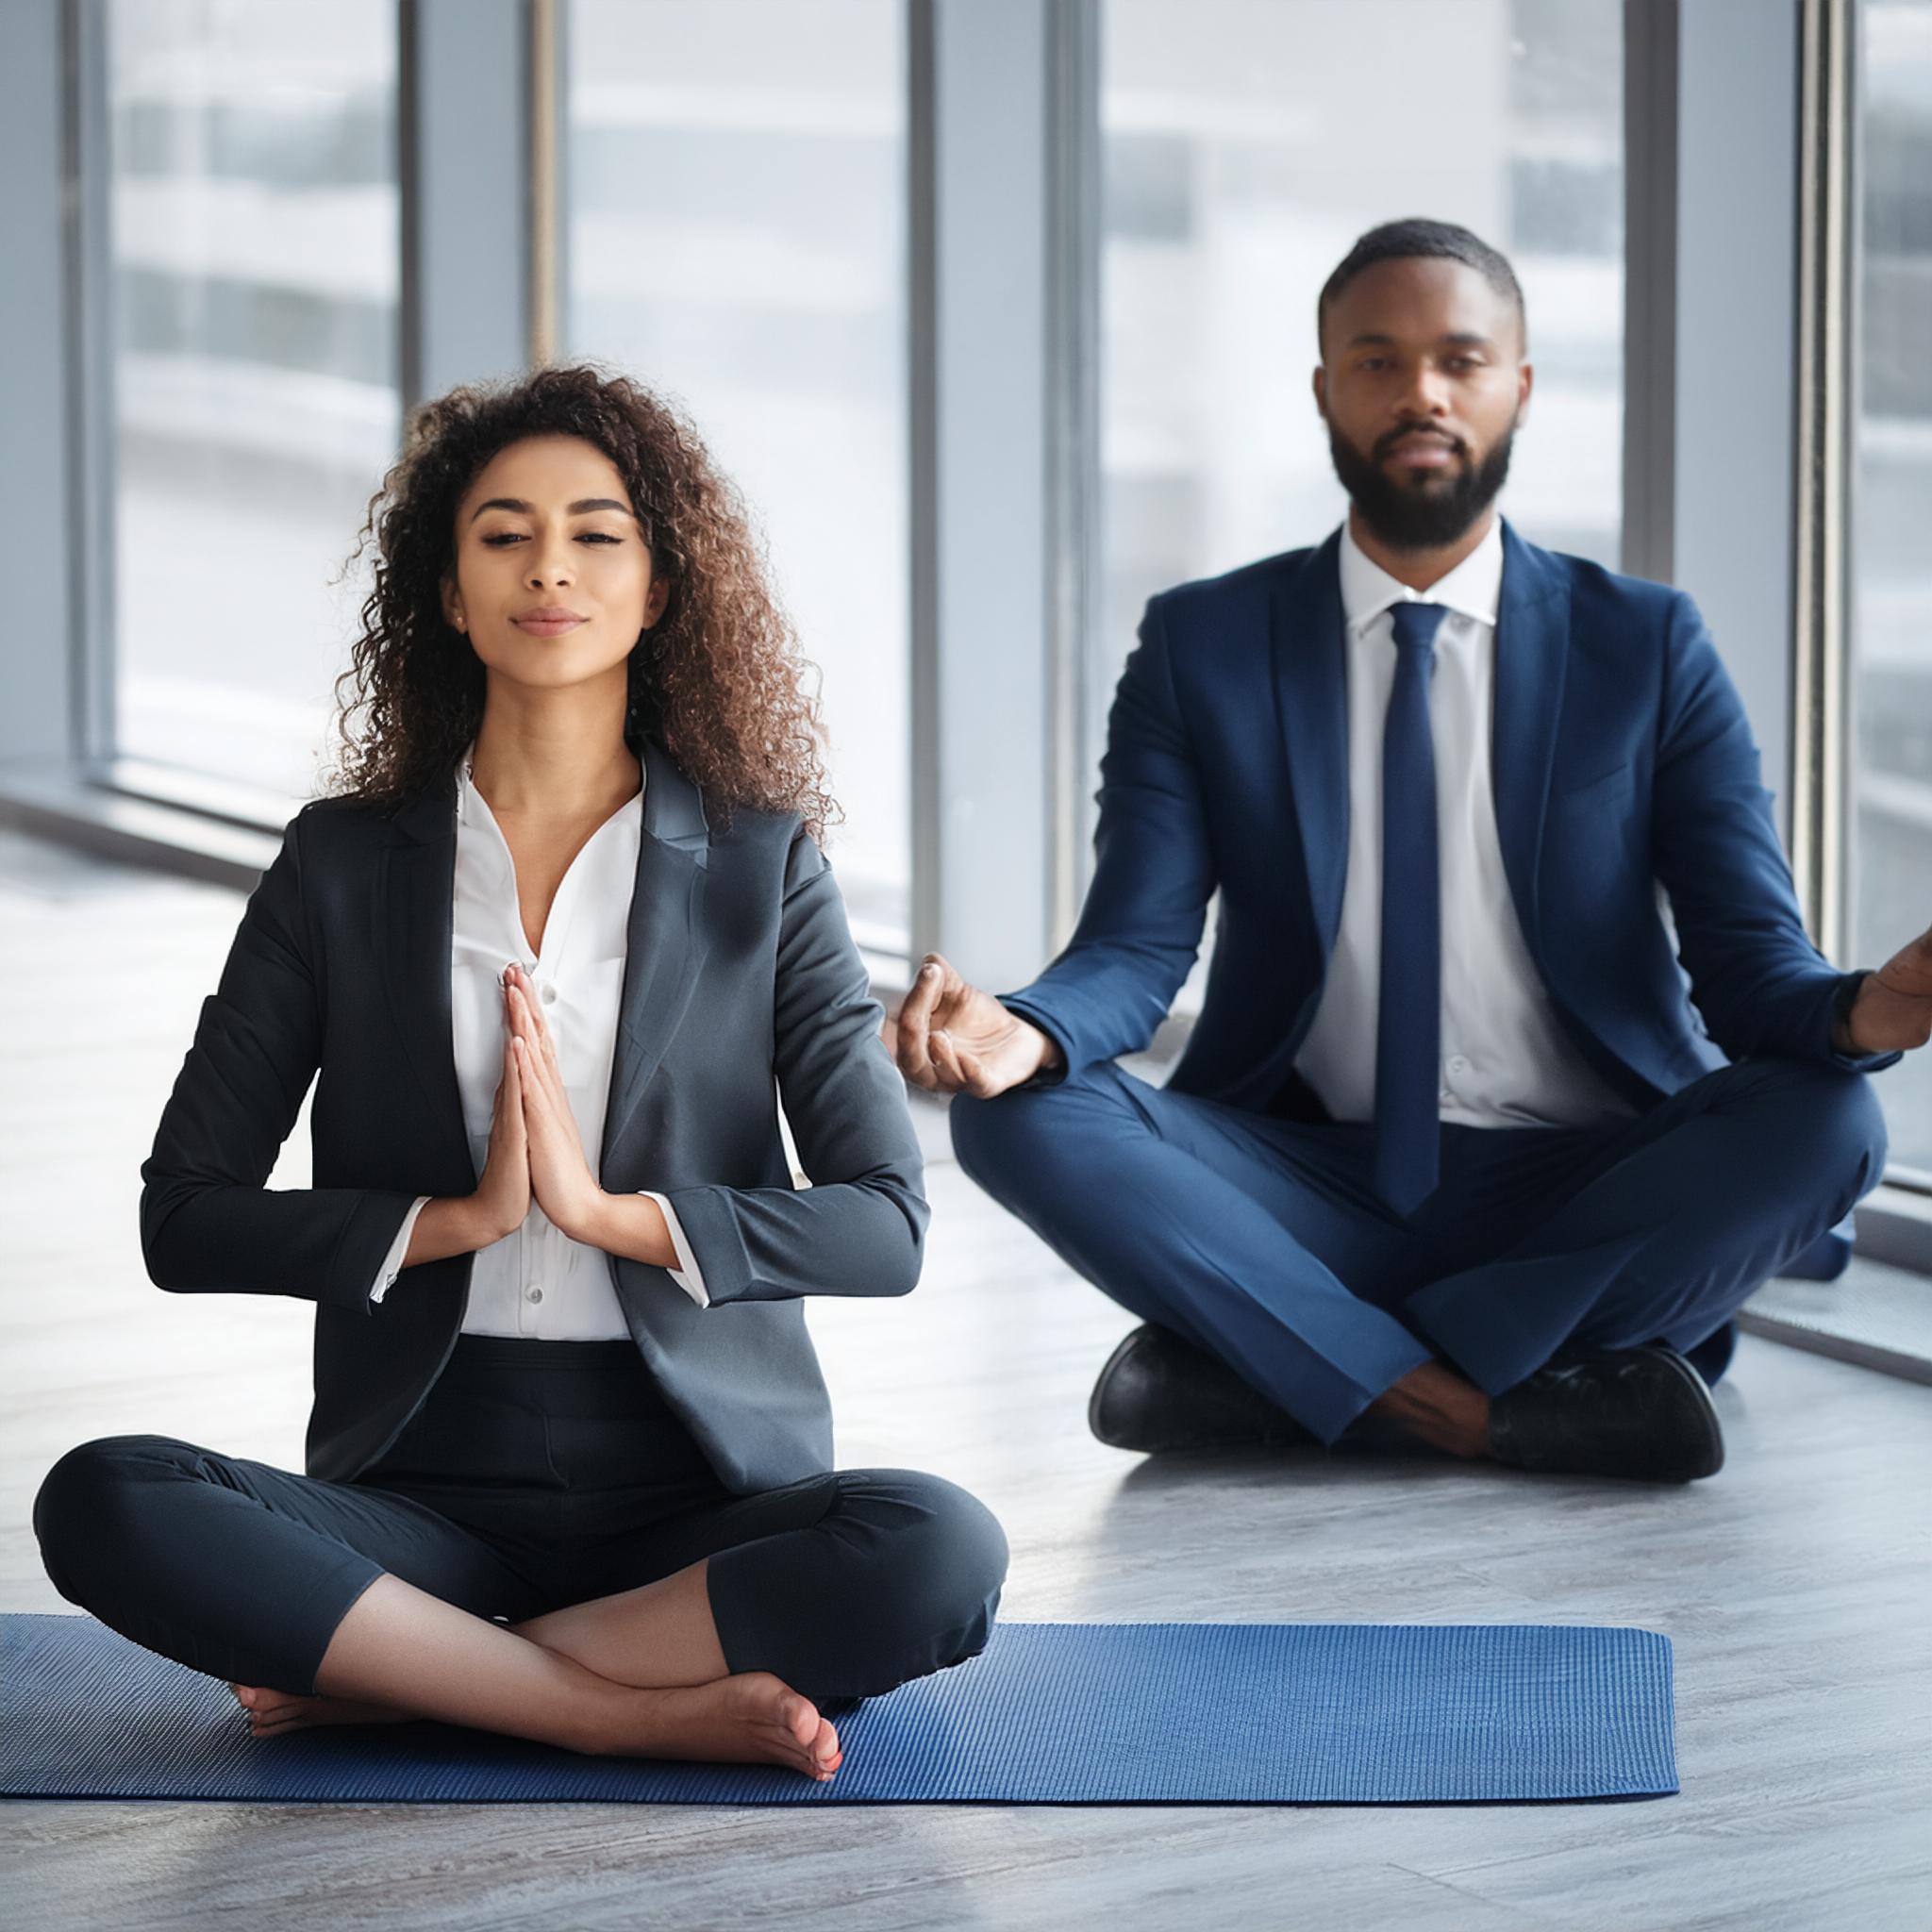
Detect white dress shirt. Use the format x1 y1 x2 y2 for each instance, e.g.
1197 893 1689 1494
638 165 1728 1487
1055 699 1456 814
1291 518 1636 1130
368 748 708 1331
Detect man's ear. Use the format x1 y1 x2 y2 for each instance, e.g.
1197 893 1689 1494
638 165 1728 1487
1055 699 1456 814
1311 363 1328 422
1515 358 1534 426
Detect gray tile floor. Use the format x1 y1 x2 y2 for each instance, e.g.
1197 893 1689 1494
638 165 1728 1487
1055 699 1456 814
2 829 1929 1931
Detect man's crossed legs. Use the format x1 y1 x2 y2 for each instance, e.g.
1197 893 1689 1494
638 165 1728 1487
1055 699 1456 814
951 1056 1887 1481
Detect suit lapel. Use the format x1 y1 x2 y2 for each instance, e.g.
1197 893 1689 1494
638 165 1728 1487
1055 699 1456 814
376 774 475 1192
1271 530 1350 960
372 742 712 1195
598 738 712 1178
1490 520 1572 954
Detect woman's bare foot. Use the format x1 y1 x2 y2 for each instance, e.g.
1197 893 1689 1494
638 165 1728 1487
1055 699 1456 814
234 1671 843 1781
230 1683 413 1740
596 1672 843 1780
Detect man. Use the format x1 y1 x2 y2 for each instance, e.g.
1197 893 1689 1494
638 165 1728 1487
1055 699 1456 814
890 218 1925 1484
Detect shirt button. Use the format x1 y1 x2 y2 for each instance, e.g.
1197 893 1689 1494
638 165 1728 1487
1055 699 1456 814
525 1286 543 1304
1439 1089 1455 1106
1448 1056 1470 1074
540 982 558 1006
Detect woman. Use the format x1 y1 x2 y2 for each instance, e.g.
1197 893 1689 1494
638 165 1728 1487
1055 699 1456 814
33 367 1008 1780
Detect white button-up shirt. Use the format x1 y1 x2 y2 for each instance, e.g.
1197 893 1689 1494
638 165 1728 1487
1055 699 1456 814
1291 517 1636 1129
368 749 708 1331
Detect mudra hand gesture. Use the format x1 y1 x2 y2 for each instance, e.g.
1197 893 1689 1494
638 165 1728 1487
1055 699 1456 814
884 953 1063 1098
1841 926 1932 1055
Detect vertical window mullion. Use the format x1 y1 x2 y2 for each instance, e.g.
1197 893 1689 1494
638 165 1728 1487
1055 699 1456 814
1790 0 1857 965
67 0 118 775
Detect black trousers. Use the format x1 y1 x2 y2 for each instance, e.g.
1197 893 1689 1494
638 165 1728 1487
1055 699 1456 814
33 1336 1009 1707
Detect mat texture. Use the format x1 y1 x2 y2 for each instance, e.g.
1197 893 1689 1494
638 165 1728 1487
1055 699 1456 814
0 1614 1676 1806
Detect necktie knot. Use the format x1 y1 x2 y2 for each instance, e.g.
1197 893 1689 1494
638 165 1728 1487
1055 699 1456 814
1390 600 1448 660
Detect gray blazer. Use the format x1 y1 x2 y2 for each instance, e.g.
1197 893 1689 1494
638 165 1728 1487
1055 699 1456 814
139 739 928 1492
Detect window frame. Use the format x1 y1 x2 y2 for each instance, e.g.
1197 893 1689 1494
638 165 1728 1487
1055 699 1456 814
1820 0 1932 1250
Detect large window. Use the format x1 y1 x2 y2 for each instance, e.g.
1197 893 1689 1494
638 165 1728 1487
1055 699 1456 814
102 0 400 803
567 0 909 958
1097 0 1623 710
1094 0 1624 993
1852 0 1932 1181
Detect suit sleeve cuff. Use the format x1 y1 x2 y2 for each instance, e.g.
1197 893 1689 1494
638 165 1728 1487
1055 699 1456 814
643 1191 709 1307
1825 970 1904 1074
368 1195 433 1306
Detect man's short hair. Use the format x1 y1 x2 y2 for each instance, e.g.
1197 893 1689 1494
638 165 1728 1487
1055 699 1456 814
1317 219 1526 354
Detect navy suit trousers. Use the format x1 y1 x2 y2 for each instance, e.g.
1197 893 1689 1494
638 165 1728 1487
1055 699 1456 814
952 1056 1888 1443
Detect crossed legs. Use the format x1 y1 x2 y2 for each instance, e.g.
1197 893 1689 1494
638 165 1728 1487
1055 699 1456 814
33 1441 1008 1777
952 1055 1888 1457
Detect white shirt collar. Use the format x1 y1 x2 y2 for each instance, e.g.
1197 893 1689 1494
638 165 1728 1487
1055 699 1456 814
1338 513 1504 635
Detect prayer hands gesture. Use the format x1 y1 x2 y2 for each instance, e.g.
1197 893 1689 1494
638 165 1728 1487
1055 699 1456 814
884 953 1063 1099
470 962 604 1243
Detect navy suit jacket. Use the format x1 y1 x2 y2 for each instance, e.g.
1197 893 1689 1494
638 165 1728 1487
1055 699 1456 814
1003 521 1893 1115
140 739 927 1492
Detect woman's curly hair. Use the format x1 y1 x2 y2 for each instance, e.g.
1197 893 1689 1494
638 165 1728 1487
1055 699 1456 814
325 364 839 841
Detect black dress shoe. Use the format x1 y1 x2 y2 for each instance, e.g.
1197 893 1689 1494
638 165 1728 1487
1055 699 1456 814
1088 1324 1317 1454
1488 1343 1724 1483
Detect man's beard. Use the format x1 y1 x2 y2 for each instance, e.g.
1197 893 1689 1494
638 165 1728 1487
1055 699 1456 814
1327 413 1517 551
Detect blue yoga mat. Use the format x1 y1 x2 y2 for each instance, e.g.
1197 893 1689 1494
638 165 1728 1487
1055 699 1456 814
0 1614 1676 1806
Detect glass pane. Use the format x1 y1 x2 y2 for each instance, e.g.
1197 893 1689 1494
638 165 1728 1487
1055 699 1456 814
106 0 400 801
1853 0 1932 1178
567 0 908 958
1096 0 1624 998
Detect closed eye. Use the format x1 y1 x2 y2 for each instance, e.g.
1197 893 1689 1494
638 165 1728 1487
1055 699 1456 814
480 532 625 546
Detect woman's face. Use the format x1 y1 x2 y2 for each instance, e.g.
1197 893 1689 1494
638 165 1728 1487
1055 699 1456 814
442 434 668 693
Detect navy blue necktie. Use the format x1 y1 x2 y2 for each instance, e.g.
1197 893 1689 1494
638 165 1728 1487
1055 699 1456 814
1373 601 1447 1215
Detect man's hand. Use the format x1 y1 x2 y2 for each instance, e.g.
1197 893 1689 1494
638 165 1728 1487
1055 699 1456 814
884 952 1062 1098
1841 929 1932 1055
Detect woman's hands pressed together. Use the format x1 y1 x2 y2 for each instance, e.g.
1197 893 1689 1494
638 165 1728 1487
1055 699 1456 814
415 960 673 1272
403 982 541 1268
499 962 607 1243
470 1008 532 1243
